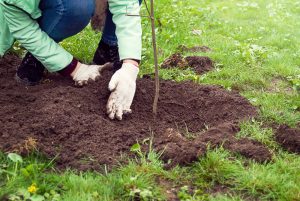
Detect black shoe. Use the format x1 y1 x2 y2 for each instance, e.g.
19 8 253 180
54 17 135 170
15 52 45 86
93 40 122 70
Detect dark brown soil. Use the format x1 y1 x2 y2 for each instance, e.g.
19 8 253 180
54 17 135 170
276 125 300 154
157 123 272 168
161 53 213 75
185 56 214 75
161 53 188 69
0 54 269 170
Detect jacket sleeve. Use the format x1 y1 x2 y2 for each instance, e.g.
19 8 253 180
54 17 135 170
1 2 73 72
0 5 14 57
108 0 142 61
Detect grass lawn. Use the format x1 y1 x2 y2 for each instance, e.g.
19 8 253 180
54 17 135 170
1 0 300 200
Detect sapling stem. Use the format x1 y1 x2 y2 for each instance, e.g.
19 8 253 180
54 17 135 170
128 0 160 115
149 0 160 115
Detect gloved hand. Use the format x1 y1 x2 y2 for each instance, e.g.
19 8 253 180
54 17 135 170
106 63 139 120
71 62 111 86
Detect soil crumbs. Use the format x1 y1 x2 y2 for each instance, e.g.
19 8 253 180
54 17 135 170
0 54 271 170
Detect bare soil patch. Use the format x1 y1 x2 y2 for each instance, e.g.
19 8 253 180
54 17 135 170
0 54 269 170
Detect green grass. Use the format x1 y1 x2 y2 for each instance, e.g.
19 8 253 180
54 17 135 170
2 0 300 200
1 147 180 201
237 119 278 149
192 149 300 200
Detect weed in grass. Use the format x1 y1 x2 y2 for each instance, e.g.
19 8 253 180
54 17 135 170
0 153 62 201
11 137 38 155
4 153 23 180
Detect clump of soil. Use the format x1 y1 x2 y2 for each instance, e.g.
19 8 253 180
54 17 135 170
276 125 300 154
157 123 272 168
197 123 272 163
185 56 214 75
224 138 272 163
155 128 206 167
161 53 213 74
161 53 188 69
0 54 267 170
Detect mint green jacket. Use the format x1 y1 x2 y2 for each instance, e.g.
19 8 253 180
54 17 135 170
0 0 141 72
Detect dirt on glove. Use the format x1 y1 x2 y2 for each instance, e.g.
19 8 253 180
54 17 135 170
0 54 271 170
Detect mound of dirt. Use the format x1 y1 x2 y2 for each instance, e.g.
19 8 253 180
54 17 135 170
0 54 264 170
161 53 188 69
157 123 272 168
161 53 213 75
185 56 214 75
276 125 300 154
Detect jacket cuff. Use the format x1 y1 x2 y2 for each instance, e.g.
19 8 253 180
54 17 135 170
58 58 78 77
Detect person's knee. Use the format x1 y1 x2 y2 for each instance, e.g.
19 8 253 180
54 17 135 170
64 0 95 18
41 0 95 42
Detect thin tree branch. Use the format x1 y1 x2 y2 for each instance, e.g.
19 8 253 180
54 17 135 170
150 0 159 116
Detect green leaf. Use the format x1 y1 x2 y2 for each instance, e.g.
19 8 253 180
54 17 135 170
30 195 45 201
130 143 141 152
44 193 50 198
18 188 31 199
140 189 153 198
92 191 99 198
8 194 20 200
50 190 56 195
21 168 30 177
25 164 36 174
8 153 23 163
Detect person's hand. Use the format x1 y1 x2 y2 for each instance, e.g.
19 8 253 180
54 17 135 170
71 62 111 86
106 62 139 120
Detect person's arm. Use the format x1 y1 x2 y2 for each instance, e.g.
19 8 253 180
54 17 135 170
2 2 107 85
106 0 142 120
1 1 72 72
108 0 142 62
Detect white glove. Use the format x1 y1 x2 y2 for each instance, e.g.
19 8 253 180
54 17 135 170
106 63 139 120
72 63 111 86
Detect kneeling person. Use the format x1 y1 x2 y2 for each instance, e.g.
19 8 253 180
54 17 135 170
0 0 142 120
